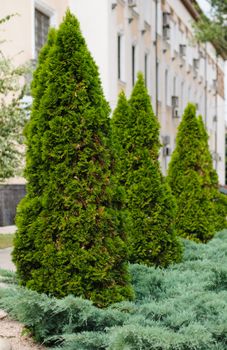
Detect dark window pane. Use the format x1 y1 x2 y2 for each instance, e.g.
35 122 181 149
35 9 50 58
132 45 135 86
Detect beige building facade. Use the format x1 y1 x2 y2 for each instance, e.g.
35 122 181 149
1 0 226 183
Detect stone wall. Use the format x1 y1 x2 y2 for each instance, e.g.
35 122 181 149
0 185 26 226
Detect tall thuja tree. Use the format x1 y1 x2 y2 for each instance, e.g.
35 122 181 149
197 115 227 232
111 74 182 267
13 11 133 307
167 103 222 242
13 28 57 284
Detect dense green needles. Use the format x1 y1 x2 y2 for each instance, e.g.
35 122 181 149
13 11 133 307
111 73 182 267
167 103 227 242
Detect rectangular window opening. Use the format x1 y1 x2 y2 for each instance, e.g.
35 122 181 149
35 8 50 59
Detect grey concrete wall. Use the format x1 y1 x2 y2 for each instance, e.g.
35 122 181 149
0 185 26 226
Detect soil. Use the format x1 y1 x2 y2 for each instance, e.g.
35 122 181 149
0 310 46 350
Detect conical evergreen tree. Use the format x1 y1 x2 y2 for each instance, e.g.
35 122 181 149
197 115 227 232
13 28 57 285
111 74 182 267
13 11 133 307
167 103 226 242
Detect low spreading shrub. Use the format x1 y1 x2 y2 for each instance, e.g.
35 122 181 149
1 230 227 349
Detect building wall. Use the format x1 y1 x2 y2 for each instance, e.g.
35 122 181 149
0 0 68 65
0 0 225 184
75 0 225 182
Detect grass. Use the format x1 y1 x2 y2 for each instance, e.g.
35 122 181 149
1 230 227 349
0 234 14 249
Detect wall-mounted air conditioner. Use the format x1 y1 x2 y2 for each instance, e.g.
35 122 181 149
171 96 179 108
128 0 137 8
112 1 117 9
213 79 217 90
163 12 171 27
179 44 186 58
163 26 170 41
163 135 170 145
193 58 199 70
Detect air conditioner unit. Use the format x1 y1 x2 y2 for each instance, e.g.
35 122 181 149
163 12 171 27
172 108 180 118
111 1 117 9
128 0 137 8
163 135 170 145
213 115 217 122
163 146 171 157
163 26 170 41
193 58 199 70
212 152 219 162
141 22 146 35
179 44 186 57
195 103 199 110
213 79 217 90
172 96 179 108
198 49 204 59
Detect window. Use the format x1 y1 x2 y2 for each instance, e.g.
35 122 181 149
132 45 136 86
165 69 168 105
144 54 148 87
173 76 176 95
117 34 125 81
180 81 184 114
35 8 50 58
117 35 121 80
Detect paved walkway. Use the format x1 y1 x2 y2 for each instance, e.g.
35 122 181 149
0 248 15 271
0 227 16 271
0 226 16 235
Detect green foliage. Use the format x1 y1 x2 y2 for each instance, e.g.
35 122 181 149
13 11 133 307
2 230 227 349
193 0 227 56
197 115 227 232
111 73 182 267
0 15 27 180
167 103 227 242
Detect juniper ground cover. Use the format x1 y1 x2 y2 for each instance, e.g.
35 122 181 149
1 230 227 349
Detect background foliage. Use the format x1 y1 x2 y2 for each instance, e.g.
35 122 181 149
194 0 227 56
0 15 27 180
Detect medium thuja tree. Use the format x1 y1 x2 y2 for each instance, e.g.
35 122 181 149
167 103 225 242
13 11 133 307
0 16 27 180
111 74 182 267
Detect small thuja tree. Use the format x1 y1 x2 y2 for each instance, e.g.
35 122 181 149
0 16 27 180
111 74 182 267
13 11 133 307
167 103 226 242
197 115 227 232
